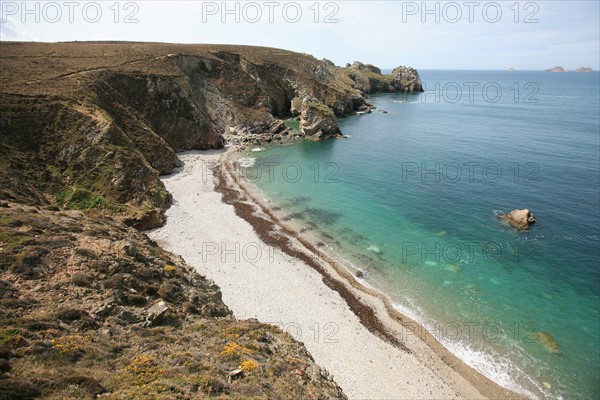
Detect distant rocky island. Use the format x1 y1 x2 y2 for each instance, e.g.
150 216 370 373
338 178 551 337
545 66 595 73
0 41 424 399
575 66 594 73
545 66 566 72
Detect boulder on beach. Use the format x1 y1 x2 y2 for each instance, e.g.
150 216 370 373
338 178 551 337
500 209 536 230
535 332 562 354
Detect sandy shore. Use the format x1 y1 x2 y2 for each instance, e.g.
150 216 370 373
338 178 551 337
148 149 524 400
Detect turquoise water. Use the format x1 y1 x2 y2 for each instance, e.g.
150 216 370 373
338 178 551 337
240 71 600 399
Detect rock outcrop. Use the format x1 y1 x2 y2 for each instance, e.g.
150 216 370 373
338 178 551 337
501 209 537 230
341 62 424 94
545 66 566 72
300 97 342 139
391 66 424 93
575 67 594 73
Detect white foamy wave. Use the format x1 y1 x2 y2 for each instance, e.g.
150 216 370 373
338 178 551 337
251 147 264 152
390 301 552 400
238 157 256 168
392 300 426 323
440 339 549 400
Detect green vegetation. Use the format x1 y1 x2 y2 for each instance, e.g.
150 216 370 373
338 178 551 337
0 327 22 344
55 187 107 210
307 101 335 117
284 119 300 131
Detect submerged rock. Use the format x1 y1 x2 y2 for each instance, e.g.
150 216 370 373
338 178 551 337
367 245 380 253
535 332 562 354
500 209 536 230
466 284 480 295
446 263 461 272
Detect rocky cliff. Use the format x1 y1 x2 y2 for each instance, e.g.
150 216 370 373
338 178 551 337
0 41 422 399
1 42 423 228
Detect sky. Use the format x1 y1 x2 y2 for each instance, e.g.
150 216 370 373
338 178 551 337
1 0 599 70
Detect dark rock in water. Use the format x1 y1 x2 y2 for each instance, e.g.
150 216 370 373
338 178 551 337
500 209 536 230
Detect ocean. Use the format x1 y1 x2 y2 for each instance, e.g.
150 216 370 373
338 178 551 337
238 70 600 399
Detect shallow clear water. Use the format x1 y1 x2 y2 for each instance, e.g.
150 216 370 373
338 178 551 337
241 70 600 399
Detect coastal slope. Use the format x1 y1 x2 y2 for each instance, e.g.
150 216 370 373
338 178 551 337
0 41 430 399
0 202 345 398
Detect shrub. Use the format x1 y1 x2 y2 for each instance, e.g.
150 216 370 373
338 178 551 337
240 359 258 372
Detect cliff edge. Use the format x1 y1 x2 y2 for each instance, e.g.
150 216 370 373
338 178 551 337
0 41 423 399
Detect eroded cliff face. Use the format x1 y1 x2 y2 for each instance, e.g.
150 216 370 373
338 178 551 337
0 42 423 228
0 42 422 399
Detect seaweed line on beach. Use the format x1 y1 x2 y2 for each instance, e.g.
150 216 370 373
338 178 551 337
215 157 411 354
